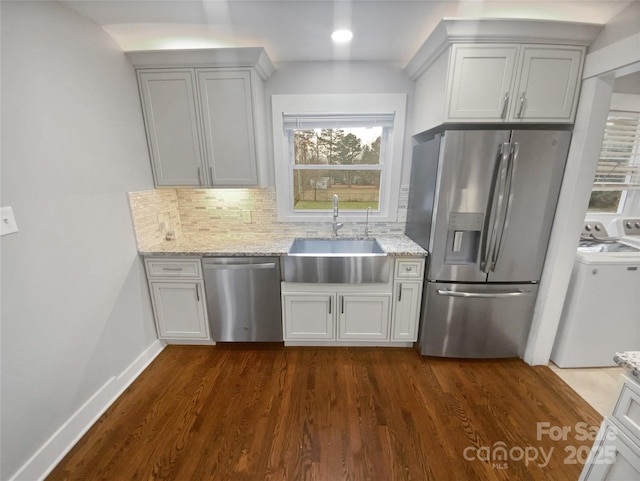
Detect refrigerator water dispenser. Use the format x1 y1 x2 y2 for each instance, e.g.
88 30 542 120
444 212 484 264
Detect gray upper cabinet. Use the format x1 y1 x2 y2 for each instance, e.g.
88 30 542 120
406 19 602 135
445 45 519 121
138 70 204 187
197 70 258 186
509 46 584 122
128 48 274 188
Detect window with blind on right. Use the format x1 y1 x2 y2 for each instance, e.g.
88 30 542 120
588 113 640 213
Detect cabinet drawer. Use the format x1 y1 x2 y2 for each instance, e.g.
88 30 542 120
395 259 425 279
145 258 202 278
612 376 640 445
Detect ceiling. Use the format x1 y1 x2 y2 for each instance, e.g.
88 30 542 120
615 72 640 95
64 0 633 66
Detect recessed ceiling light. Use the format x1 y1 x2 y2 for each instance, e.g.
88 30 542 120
331 29 353 44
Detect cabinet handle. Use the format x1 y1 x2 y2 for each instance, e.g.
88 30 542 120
516 92 525 118
328 297 332 314
197 167 202 185
500 92 509 119
196 284 200 302
398 283 403 302
162 267 184 271
341 296 344 314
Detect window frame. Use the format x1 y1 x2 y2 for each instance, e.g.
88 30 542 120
272 94 407 222
587 108 640 220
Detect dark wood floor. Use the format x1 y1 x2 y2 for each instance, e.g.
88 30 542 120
47 345 602 481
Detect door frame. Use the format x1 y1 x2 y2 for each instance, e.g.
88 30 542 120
524 23 640 365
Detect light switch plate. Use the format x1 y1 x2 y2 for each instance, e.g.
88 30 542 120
1 207 19 236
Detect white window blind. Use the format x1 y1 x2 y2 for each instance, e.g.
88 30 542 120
593 115 640 191
282 113 395 130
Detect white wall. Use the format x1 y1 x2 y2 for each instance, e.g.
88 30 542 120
588 1 640 53
0 2 158 479
264 61 416 187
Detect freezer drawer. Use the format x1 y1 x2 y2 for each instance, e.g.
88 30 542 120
419 282 538 358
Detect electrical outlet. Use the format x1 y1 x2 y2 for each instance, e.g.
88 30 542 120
242 210 252 223
1 207 19 236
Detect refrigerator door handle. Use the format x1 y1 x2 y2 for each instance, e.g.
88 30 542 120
491 142 520 271
481 142 510 273
437 289 529 298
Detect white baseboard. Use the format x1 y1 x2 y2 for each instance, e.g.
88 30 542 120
284 341 413 347
8 340 165 481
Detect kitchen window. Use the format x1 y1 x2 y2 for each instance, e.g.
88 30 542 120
284 114 392 212
272 94 406 222
588 112 640 214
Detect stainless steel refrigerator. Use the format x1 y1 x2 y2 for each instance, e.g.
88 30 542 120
406 130 571 358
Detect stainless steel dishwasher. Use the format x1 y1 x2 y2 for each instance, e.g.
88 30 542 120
202 257 282 342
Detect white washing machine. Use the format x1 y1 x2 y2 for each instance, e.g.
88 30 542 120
551 221 640 367
608 217 640 248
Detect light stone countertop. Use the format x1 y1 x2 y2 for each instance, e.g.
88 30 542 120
139 234 428 257
614 351 640 382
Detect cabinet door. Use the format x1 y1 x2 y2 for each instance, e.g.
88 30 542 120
138 70 205 187
197 70 258 186
446 45 519 121
283 294 335 340
150 281 210 340
510 46 583 121
391 282 422 341
338 295 390 340
579 420 640 481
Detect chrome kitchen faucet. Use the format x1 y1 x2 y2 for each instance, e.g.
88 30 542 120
364 207 372 237
332 194 344 236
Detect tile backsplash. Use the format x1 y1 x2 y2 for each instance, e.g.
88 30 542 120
129 187 406 249
176 188 278 234
128 189 182 248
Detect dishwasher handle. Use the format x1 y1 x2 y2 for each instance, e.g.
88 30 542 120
203 262 277 270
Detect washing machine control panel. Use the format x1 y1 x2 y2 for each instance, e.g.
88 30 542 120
621 218 640 236
581 222 609 238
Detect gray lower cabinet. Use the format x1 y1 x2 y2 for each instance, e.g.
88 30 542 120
283 294 334 340
580 375 640 480
136 68 262 188
391 259 425 341
338 295 391 340
144 257 211 343
281 257 425 345
391 281 422 341
149 282 209 340
282 291 391 341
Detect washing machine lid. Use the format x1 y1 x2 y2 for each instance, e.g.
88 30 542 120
576 242 640 264
577 240 640 253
